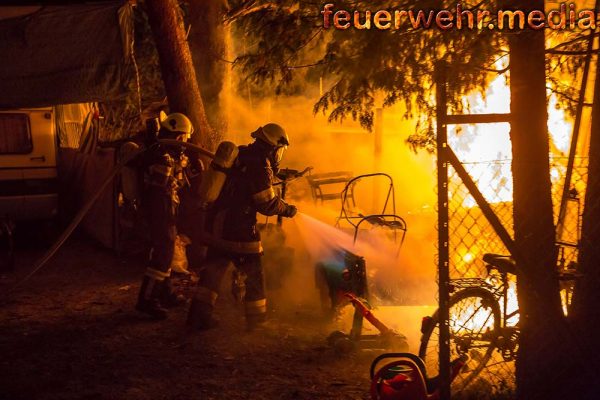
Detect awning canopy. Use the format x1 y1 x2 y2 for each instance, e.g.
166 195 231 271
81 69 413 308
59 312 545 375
0 2 134 109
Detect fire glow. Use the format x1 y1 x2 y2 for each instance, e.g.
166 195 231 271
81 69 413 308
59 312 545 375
447 71 573 319
449 72 573 208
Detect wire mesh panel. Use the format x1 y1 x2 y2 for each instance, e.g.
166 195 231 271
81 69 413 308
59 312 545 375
430 155 589 398
448 160 513 279
447 160 516 395
552 157 589 267
433 58 591 398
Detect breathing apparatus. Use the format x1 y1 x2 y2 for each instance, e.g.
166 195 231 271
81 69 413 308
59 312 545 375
196 141 239 209
7 117 215 293
10 120 289 292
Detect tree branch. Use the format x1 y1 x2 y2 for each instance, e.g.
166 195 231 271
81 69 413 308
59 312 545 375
224 2 282 24
547 85 592 107
286 60 325 69
282 28 323 64
479 65 509 74
546 32 600 53
546 49 596 56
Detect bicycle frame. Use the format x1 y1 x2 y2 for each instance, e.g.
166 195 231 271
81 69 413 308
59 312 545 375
489 268 518 329
419 250 582 392
450 265 518 329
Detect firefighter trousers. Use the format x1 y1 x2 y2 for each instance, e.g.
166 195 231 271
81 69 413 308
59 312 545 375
194 249 267 324
144 190 177 281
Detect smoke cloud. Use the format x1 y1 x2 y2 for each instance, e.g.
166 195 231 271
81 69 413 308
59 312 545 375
225 91 438 326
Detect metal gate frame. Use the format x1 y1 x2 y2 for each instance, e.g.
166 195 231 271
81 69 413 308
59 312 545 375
434 22 593 396
435 61 514 400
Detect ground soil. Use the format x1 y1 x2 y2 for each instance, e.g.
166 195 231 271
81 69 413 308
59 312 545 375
0 233 390 400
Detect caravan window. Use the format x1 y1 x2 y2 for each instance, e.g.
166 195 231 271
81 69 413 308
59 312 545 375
0 114 33 154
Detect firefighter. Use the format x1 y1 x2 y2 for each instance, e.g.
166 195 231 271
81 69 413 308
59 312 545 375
135 112 194 320
187 123 298 331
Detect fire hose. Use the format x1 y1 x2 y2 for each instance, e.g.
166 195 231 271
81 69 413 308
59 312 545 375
6 140 215 294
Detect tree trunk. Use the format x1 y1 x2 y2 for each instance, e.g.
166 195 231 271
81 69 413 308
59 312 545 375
506 1 567 398
145 0 213 149
570 43 600 396
188 0 231 148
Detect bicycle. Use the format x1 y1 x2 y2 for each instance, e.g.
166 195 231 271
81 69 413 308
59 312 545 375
418 252 580 393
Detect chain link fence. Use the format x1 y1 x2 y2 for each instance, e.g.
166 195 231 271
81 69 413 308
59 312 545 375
434 155 589 397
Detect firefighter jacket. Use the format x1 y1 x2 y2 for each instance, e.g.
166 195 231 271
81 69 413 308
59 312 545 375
204 141 292 254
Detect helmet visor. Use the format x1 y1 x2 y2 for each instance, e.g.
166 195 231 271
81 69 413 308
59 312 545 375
274 146 286 164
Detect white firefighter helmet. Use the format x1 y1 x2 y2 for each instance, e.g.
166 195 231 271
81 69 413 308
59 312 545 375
159 111 194 140
251 123 289 164
251 123 289 147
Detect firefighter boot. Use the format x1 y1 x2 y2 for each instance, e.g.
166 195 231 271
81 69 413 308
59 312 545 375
186 288 219 331
160 277 186 308
136 276 168 320
245 298 268 331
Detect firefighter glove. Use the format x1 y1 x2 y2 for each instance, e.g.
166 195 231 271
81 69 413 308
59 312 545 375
282 204 298 218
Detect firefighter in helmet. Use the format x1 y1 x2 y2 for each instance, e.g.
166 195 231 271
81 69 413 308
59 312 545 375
187 123 298 330
136 112 194 319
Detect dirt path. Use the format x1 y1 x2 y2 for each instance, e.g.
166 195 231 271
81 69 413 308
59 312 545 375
0 237 386 400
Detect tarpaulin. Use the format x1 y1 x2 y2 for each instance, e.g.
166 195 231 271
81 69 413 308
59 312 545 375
58 147 117 249
0 2 133 109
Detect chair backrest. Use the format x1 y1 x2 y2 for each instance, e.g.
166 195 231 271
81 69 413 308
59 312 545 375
306 171 353 203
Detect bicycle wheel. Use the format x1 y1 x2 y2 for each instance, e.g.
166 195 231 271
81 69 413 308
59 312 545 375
419 287 501 392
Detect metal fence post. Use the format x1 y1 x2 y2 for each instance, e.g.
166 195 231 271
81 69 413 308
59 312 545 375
557 19 596 238
435 60 451 400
